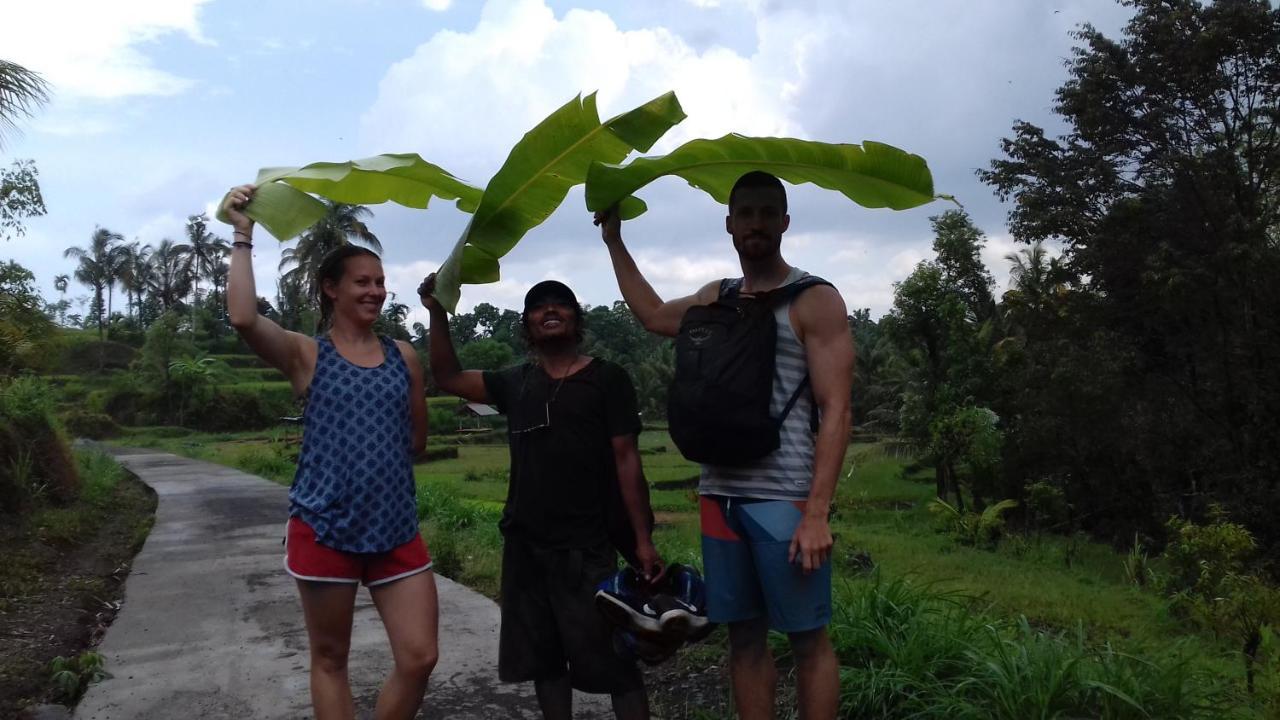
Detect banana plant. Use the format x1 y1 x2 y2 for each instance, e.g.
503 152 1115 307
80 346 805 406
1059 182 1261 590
222 90 951 313
583 133 953 215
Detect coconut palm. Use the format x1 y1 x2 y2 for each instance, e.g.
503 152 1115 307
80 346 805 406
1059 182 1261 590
119 242 154 321
185 213 228 307
279 201 380 302
0 59 49 148
147 238 193 312
64 227 123 339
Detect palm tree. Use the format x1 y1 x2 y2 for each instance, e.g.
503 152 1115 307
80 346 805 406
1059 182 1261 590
279 201 381 301
64 227 123 339
0 59 50 148
147 238 193 312
1003 241 1067 317
186 213 228 307
119 242 154 322
53 273 69 324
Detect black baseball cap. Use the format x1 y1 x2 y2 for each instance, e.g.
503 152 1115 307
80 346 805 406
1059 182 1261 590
523 280 578 310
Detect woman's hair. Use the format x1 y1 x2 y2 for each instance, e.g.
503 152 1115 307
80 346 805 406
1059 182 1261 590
316 244 381 333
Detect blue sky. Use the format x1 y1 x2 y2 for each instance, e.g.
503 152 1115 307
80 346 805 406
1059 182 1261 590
2 0 1133 328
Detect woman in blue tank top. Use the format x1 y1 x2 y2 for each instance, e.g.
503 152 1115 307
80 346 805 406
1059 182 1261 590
222 184 438 720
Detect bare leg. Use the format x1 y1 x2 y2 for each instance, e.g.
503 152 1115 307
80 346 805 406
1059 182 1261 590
534 675 573 720
789 627 838 720
728 617 777 720
369 571 440 720
296 580 359 720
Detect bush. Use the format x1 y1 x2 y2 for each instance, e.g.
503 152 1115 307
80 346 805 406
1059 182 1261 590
428 405 457 435
75 447 124 506
62 410 121 440
189 386 298 432
57 338 137 374
0 377 79 511
417 446 459 463
1162 512 1256 598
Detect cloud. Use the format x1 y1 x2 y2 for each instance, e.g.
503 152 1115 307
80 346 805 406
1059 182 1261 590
421 0 454 10
359 0 801 179
0 0 211 101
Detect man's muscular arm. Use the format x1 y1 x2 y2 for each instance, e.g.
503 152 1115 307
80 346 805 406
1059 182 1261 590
595 207 717 337
789 285 854 573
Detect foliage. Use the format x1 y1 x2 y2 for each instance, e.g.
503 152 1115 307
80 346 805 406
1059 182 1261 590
0 158 46 241
0 377 78 510
0 58 50 148
456 337 513 371
830 575 1231 719
62 410 122 440
232 90 943 311
1023 480 1070 533
930 498 1019 548
585 133 948 216
1161 512 1257 599
979 0 1280 558
48 651 109 702
0 259 59 374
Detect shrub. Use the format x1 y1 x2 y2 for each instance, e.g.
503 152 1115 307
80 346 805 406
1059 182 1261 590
1023 480 1069 532
0 378 79 511
190 386 298 432
428 405 458 435
58 338 137 374
62 410 122 440
929 498 1018 548
73 448 124 506
1162 512 1256 598
417 446 459 463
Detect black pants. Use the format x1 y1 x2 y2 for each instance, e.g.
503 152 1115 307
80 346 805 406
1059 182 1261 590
498 536 643 694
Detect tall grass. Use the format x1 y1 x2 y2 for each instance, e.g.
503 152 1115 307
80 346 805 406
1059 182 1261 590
830 575 1238 719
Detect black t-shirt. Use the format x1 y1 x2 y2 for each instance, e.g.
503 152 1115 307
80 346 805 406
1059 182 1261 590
483 358 642 548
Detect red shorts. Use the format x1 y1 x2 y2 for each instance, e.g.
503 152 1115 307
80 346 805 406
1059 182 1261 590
284 517 433 587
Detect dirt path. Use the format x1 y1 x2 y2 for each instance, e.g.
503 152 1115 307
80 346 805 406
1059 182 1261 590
74 449 611 719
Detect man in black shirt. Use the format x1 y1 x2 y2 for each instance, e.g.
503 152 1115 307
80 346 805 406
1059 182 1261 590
419 275 660 720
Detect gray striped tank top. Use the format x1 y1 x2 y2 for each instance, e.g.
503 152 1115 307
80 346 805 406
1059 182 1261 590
700 267 815 500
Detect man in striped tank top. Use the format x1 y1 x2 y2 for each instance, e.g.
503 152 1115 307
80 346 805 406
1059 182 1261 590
595 171 855 720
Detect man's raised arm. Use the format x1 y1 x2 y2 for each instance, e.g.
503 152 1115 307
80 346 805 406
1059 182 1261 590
595 207 717 337
418 273 490 404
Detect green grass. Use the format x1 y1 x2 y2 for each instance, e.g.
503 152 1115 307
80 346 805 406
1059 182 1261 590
105 427 1278 717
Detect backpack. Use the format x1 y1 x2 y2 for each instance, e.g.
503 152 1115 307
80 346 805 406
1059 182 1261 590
667 275 832 466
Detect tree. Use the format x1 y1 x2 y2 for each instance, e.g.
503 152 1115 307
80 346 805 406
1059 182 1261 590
0 260 56 375
185 213 227 308
146 239 193 313
119 242 153 322
456 338 513 372
52 273 69 325
63 227 123 340
278 201 380 302
980 0 1280 549
1 60 50 242
1 159 46 242
0 59 49 148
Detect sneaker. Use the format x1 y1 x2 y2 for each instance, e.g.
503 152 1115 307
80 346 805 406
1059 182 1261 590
653 564 710 637
595 568 661 634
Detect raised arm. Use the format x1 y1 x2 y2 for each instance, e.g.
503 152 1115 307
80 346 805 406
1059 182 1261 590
788 285 854 573
221 184 316 396
417 273 490 404
595 207 717 337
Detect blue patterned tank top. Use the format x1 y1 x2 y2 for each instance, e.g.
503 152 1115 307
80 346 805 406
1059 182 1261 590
289 335 418 553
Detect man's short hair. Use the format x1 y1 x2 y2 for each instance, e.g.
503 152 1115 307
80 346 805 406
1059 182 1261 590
728 171 787 213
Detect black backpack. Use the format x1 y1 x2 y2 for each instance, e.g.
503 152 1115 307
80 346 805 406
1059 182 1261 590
667 275 832 466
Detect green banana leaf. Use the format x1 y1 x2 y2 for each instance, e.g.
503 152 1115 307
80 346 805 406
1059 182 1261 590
584 134 951 215
216 154 483 241
432 90 686 311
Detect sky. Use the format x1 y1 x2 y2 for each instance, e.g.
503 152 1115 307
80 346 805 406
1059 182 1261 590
1 0 1136 330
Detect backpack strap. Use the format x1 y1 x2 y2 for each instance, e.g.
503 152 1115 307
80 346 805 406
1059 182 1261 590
770 275 833 433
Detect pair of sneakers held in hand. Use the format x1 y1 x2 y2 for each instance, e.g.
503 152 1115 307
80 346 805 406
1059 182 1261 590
595 564 713 665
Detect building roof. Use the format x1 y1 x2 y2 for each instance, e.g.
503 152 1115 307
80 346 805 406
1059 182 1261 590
460 402 500 417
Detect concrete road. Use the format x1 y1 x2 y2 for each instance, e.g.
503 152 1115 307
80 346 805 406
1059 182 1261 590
74 449 611 719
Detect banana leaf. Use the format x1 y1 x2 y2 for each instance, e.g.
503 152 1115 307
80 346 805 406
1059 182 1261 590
432 90 686 311
584 134 951 215
216 154 483 241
